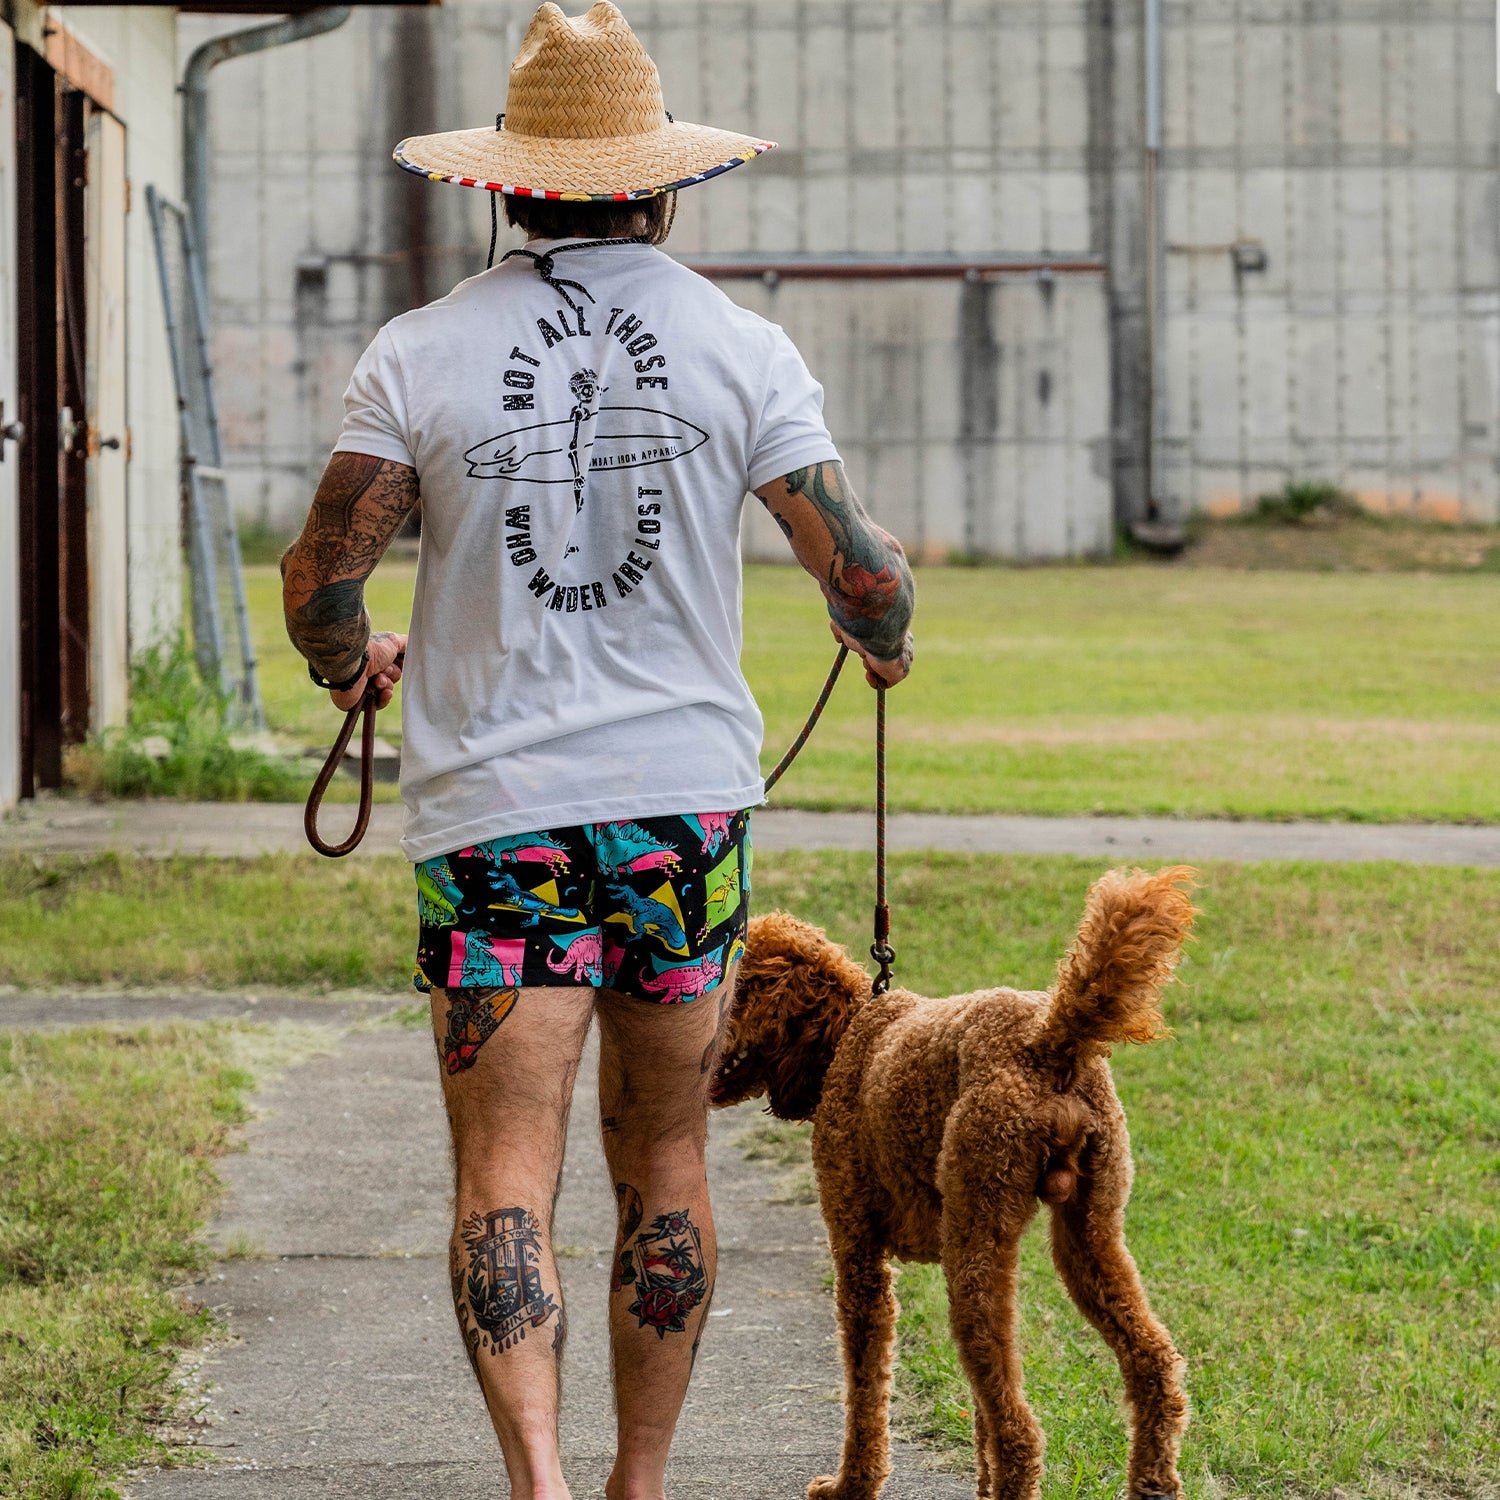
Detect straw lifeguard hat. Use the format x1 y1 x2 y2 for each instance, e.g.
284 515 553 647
393 1 774 201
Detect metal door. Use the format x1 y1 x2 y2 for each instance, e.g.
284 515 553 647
14 48 89 793
0 24 20 809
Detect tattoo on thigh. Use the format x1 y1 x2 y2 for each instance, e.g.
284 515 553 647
618 1203 707 1339
451 1206 559 1361
440 986 519 1075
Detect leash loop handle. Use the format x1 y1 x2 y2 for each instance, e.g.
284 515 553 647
304 682 378 859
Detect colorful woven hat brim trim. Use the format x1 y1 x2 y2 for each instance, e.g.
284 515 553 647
391 139 774 200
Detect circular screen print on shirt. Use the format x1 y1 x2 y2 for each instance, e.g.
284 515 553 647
463 299 708 617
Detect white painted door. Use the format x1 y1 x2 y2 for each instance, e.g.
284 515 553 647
0 24 21 809
85 105 128 732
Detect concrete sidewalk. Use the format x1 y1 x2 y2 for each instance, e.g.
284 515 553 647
5 796 1499 865
113 1006 967 1500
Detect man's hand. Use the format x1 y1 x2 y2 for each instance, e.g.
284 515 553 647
330 630 407 712
830 619 914 689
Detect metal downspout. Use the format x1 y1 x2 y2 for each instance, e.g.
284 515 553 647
1143 0 1165 522
181 7 352 256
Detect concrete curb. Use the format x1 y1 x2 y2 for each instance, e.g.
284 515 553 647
5 798 1498 866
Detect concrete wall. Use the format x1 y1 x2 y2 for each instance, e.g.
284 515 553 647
734 274 1112 561
186 0 1114 558
187 0 1500 549
1151 0 1500 522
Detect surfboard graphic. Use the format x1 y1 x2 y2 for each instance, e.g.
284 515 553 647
464 406 709 482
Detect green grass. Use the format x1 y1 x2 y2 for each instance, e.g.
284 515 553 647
0 853 418 992
743 853 1500 1498
246 561 1500 822
0 1024 256 1499
1 849 1495 1493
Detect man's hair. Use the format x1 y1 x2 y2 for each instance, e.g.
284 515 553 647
503 191 675 245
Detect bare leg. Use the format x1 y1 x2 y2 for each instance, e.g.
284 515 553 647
432 984 594 1500
807 1230 897 1500
1049 1133 1187 1499
596 979 727 1500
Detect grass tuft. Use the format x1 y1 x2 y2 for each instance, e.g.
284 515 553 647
0 1024 257 1499
65 640 306 803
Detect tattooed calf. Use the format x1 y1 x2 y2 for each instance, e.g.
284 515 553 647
617 1202 708 1338
453 1206 559 1363
439 986 519 1075
611 1183 645 1293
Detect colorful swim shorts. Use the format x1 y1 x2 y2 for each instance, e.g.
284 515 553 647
412 810 751 1004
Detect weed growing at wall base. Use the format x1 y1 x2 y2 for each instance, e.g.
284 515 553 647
66 640 305 802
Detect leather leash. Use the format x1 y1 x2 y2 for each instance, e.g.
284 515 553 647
758 643 895 996
303 654 402 859
302 642 897 993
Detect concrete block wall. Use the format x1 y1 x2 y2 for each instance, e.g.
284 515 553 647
186 0 1500 547
1154 0 1500 522
735 274 1112 562
185 0 1114 558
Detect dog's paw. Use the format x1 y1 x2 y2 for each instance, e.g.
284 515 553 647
808 1477 871 1500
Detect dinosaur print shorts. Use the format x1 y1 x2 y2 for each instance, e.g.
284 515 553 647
412 810 751 1004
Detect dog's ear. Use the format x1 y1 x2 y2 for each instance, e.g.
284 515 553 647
757 955 860 1123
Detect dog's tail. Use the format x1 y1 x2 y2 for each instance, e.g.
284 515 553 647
1033 865 1197 1069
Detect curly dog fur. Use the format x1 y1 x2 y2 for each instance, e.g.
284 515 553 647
710 867 1196 1500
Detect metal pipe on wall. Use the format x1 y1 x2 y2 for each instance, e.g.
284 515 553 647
1143 0 1166 522
181 7 352 259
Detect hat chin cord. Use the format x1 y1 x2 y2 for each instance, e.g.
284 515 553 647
483 111 677 278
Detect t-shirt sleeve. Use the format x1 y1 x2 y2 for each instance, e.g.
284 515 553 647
331 325 416 467
746 327 842 492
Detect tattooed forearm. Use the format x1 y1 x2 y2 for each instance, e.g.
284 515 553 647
613 1194 708 1338
451 1205 559 1366
437 987 519 1075
281 452 418 680
754 461 914 661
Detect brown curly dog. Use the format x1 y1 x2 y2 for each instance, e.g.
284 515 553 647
709 866 1195 1500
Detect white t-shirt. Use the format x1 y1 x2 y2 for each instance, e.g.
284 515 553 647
333 237 840 862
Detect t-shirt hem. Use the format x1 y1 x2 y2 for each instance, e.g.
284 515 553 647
400 782 767 863
747 443 843 494
332 433 416 467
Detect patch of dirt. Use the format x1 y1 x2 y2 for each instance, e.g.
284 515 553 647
1174 516 1500 572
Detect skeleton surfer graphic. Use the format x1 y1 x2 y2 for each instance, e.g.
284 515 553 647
567 369 604 513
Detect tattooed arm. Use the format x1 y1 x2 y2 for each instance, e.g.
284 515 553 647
281 452 418 709
753 461 915 687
